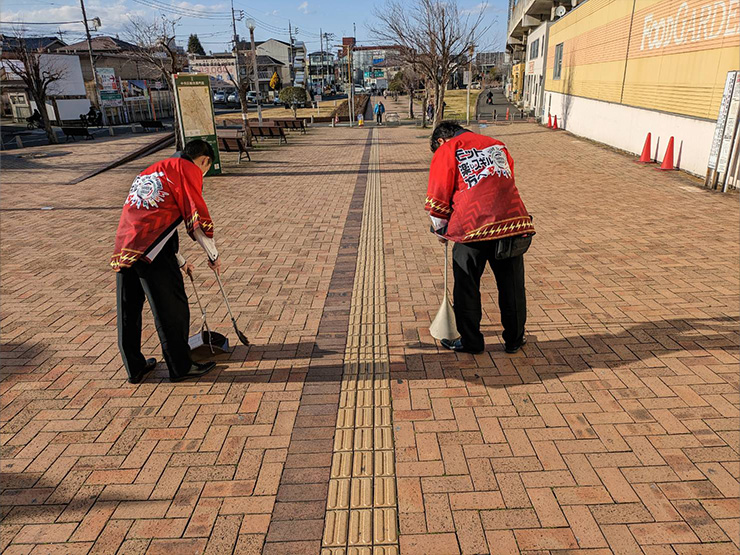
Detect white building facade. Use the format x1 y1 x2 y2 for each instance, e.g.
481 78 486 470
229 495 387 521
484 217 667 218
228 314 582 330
523 22 550 118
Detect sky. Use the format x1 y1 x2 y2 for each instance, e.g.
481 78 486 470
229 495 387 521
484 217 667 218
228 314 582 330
1 0 509 54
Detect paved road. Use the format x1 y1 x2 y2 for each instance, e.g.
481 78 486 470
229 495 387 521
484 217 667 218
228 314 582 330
477 88 523 122
1 124 738 554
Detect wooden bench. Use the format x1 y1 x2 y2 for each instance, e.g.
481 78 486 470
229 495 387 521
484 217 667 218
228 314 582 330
272 119 306 134
247 123 287 144
219 118 243 128
62 126 94 141
140 120 165 132
217 129 251 163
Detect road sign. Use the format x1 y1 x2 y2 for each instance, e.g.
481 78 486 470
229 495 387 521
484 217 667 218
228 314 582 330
96 67 117 91
100 91 123 107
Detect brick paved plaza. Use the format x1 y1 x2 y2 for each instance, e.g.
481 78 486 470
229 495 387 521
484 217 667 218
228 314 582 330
1 123 738 554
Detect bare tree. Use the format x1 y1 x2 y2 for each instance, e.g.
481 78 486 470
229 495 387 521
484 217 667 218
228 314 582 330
5 31 67 144
125 15 187 148
224 53 254 139
372 0 490 127
393 64 421 119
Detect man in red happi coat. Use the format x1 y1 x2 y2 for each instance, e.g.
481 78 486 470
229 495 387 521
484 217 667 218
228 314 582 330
111 139 221 383
425 122 535 354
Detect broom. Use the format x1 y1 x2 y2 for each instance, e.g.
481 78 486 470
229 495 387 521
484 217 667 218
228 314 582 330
429 242 460 341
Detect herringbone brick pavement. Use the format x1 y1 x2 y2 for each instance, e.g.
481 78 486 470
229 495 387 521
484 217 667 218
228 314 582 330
1 128 369 554
1 121 738 554
380 124 739 554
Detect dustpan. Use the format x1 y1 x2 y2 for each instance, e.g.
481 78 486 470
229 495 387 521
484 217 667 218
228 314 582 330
187 273 230 359
429 242 460 341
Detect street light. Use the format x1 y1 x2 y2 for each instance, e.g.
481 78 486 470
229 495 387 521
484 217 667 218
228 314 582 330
245 18 262 123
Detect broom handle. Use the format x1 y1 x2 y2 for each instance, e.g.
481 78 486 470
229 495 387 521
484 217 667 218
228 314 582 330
444 242 449 296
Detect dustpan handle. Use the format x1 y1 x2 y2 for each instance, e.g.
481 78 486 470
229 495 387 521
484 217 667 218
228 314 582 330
188 273 212 335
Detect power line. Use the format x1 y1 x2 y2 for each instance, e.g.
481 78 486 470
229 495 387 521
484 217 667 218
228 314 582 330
129 0 232 20
0 20 84 25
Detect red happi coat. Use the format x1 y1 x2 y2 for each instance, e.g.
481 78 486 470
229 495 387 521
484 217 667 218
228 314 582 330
425 131 534 243
110 156 214 270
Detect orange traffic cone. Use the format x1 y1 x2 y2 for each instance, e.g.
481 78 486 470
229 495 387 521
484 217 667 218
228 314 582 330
658 136 675 170
506 108 510 120
636 132 653 163
552 115 558 130
547 113 552 128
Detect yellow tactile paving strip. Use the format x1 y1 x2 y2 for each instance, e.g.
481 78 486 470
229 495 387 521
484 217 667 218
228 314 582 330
322 130 399 555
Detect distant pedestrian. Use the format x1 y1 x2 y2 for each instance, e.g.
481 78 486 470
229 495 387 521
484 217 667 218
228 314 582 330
374 100 385 125
427 101 434 122
425 121 535 354
111 139 222 384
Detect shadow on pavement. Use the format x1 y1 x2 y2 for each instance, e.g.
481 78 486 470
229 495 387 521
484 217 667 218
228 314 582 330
394 316 738 383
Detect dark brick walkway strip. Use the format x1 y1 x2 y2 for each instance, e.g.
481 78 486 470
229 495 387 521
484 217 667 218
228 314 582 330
263 130 373 554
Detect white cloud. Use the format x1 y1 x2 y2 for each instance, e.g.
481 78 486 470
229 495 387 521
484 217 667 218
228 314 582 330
2 1 147 37
266 10 280 16
462 2 505 15
297 2 310 15
173 1 227 12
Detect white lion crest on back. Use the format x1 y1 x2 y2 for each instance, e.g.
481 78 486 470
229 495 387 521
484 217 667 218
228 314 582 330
127 171 169 209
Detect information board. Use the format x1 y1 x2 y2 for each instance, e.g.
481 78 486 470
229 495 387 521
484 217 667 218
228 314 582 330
173 73 222 176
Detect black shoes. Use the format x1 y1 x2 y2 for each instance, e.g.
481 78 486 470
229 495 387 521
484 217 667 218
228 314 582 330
440 336 528 354
170 361 216 382
440 338 484 355
505 337 527 354
128 358 157 384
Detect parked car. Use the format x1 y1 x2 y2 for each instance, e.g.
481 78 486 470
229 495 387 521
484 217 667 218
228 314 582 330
471 82 481 89
213 91 226 103
272 95 282 105
227 92 238 104
246 91 257 104
353 84 367 94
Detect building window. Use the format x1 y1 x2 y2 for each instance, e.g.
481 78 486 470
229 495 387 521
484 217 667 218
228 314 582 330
529 39 539 60
553 43 563 80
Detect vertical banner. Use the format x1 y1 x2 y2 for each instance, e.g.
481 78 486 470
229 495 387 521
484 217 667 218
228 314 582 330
718 72 740 190
172 73 222 176
707 71 736 171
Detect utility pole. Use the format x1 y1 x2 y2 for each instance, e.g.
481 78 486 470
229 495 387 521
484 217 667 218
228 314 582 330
247 19 262 123
79 0 107 125
349 23 356 126
230 0 240 96
322 32 333 93
466 45 474 125
232 3 250 131
288 21 294 86
319 28 323 94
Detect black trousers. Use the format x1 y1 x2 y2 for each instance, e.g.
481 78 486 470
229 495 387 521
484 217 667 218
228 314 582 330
376 113 383 124
452 240 527 351
117 235 192 380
